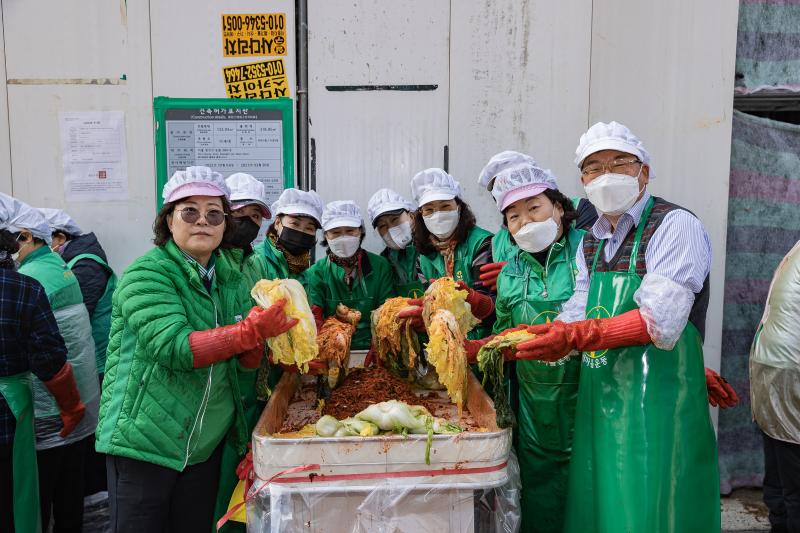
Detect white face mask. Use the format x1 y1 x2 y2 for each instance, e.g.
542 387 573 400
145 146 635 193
383 221 413 250
328 235 361 258
584 170 643 216
513 217 560 253
423 209 460 239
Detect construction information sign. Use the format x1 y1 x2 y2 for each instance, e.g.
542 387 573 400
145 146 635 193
223 59 290 99
221 13 287 57
164 107 285 206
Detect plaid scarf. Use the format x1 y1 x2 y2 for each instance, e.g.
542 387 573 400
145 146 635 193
430 237 458 277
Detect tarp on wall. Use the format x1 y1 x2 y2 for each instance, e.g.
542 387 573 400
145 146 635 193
735 0 800 94
718 110 800 493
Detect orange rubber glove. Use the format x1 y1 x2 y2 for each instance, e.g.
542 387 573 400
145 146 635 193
44 362 86 438
516 310 651 362
189 300 298 368
478 261 507 292
456 281 494 320
705 367 739 408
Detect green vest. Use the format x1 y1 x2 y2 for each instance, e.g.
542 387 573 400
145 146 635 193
304 251 395 350
96 240 252 471
245 238 309 287
494 227 583 533
491 226 516 263
66 253 116 374
382 243 425 299
418 226 493 339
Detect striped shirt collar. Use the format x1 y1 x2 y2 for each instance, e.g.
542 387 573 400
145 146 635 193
179 248 216 283
591 191 652 241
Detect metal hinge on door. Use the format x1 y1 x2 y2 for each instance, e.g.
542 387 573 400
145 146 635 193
443 145 449 172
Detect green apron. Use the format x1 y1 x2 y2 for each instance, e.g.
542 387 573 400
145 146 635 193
497 230 582 533
66 253 117 374
0 372 42 533
564 198 720 533
385 245 425 299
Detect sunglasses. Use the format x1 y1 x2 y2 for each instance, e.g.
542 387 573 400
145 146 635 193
175 207 227 226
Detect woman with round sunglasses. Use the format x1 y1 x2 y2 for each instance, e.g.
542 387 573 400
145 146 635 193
95 166 297 533
403 168 495 339
462 161 585 533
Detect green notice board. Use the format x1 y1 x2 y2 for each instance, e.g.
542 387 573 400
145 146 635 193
153 97 294 209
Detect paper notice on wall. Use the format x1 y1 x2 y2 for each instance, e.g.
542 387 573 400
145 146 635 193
59 111 128 201
223 59 290 99
221 13 287 57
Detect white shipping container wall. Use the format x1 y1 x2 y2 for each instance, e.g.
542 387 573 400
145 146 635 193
0 1 738 372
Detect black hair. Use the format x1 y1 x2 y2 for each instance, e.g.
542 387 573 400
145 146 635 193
413 197 477 255
152 197 236 248
0 229 19 269
502 189 579 231
372 208 408 228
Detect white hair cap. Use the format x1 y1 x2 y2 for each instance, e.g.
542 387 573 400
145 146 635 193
162 166 230 203
491 163 559 211
477 151 537 190
0 193 53 245
574 121 655 178
39 208 84 236
321 200 364 232
271 188 324 225
410 168 462 207
367 188 416 226
226 173 271 217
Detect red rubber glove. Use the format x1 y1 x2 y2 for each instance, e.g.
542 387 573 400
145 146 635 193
44 362 86 437
238 347 265 369
189 300 298 368
364 341 377 367
236 445 255 495
397 298 425 332
464 325 528 364
516 310 651 362
479 261 507 292
311 305 325 332
282 359 327 374
456 281 494 320
705 367 739 408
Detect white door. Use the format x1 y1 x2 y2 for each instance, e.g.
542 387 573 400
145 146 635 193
307 0 451 253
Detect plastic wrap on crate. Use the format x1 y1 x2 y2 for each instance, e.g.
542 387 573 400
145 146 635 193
246 450 521 533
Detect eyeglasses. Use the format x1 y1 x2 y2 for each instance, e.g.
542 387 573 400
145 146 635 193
420 205 457 217
175 207 227 226
581 157 642 179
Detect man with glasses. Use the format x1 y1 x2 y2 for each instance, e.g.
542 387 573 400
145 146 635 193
514 121 727 532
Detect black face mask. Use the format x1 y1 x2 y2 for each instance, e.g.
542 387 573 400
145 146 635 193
228 217 261 249
278 226 316 255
